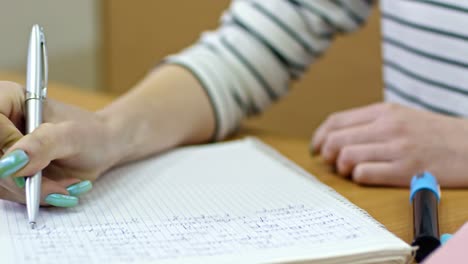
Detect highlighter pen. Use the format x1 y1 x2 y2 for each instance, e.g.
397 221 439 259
410 172 441 263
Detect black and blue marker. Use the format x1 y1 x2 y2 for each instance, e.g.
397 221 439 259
410 172 441 263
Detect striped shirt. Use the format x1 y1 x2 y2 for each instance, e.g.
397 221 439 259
168 0 468 140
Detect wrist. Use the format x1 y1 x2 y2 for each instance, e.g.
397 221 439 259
95 64 216 167
96 101 180 168
96 108 133 169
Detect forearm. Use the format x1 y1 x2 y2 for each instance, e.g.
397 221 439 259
96 0 374 168
97 64 215 167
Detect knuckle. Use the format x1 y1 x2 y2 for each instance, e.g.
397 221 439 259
61 122 80 153
326 132 340 146
394 139 413 153
379 115 406 136
405 157 423 173
58 121 75 137
34 123 55 149
38 122 55 131
324 112 342 127
0 82 25 101
326 112 339 123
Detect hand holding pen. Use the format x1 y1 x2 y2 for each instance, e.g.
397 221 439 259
0 80 98 214
0 25 126 225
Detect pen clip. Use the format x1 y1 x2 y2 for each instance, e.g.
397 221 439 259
39 28 48 100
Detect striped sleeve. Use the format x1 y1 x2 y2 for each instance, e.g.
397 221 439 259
167 0 374 140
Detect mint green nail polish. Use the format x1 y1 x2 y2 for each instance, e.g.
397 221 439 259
13 177 25 188
45 194 79 207
66 181 93 196
0 150 29 179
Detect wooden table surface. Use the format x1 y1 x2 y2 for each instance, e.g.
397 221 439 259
2 72 467 244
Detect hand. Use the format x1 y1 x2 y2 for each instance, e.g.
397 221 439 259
312 102 468 187
0 81 115 207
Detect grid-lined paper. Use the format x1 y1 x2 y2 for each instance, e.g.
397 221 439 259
0 138 410 264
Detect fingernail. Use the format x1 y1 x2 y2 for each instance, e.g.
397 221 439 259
45 194 79 207
13 177 25 188
66 181 93 196
0 150 29 179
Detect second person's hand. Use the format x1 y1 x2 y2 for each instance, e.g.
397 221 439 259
311 103 468 187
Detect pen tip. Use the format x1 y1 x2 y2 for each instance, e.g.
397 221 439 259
30 222 36 230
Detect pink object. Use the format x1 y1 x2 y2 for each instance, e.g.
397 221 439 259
424 222 468 263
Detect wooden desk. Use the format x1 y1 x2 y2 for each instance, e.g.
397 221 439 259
1 73 467 244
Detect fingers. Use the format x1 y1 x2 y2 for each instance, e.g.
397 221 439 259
0 81 25 125
0 150 28 179
312 103 424 187
40 166 93 205
0 112 84 190
43 166 93 197
336 143 393 176
320 123 385 163
0 114 27 187
0 185 24 203
41 177 92 207
0 174 91 207
0 115 23 152
352 162 405 187
323 139 411 186
6 122 79 178
0 82 30 189
0 81 94 207
311 103 386 152
40 177 79 207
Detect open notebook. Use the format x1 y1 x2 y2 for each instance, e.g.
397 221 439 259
0 138 412 263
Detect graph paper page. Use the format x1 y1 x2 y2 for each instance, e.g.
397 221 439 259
0 138 409 264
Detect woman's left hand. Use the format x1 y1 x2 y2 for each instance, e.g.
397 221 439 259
312 102 468 187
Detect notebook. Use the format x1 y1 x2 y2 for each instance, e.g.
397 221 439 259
0 138 412 264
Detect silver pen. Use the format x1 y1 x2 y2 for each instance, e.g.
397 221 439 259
25 24 48 229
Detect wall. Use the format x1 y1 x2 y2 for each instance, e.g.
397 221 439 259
0 0 101 90
103 1 230 94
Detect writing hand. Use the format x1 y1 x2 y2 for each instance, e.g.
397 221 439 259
0 81 115 207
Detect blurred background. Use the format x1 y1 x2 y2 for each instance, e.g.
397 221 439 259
0 0 101 90
0 1 383 137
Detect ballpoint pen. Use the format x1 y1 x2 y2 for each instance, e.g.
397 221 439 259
25 24 48 229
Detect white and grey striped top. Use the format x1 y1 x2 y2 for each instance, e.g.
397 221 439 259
168 0 468 140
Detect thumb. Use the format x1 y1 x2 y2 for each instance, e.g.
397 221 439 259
6 122 79 178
